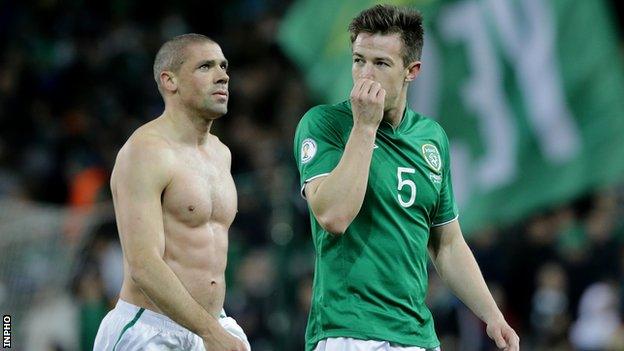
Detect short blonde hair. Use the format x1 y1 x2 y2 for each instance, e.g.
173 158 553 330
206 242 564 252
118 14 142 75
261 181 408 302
153 33 214 94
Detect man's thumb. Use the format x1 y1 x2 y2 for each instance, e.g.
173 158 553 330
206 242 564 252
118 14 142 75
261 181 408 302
492 329 507 348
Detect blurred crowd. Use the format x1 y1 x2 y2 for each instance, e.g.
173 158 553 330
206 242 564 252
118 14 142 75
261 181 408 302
429 189 624 350
1 1 624 350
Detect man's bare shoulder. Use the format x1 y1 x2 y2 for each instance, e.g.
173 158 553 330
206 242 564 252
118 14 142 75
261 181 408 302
203 134 231 162
111 121 176 186
214 135 231 157
117 121 175 163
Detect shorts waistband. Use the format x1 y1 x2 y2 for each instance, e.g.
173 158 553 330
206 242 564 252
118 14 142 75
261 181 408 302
114 299 189 332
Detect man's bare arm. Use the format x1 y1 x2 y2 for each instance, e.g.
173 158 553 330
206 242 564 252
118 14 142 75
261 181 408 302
305 125 376 234
305 79 384 235
428 220 520 350
111 135 239 347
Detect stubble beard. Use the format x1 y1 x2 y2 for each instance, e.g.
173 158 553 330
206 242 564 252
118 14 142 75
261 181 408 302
200 98 227 120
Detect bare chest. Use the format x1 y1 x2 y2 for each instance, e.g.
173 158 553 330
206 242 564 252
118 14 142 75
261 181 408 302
162 151 237 228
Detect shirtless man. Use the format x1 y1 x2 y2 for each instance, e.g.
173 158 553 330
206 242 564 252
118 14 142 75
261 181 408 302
94 34 249 351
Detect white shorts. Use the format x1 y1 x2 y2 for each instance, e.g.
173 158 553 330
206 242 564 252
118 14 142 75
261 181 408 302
314 337 441 351
94 299 250 351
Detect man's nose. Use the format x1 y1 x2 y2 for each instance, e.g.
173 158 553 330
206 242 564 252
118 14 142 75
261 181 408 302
359 63 374 79
215 68 229 84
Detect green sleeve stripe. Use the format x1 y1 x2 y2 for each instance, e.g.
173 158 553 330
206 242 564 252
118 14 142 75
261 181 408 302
112 308 145 351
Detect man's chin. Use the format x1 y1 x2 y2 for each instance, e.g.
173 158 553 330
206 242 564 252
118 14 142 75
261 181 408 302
212 112 227 119
213 106 227 117
202 105 227 119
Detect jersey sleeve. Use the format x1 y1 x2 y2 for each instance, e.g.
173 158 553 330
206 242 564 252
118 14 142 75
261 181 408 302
431 128 459 226
293 106 345 196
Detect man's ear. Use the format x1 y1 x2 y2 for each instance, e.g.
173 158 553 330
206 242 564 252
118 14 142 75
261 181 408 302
405 61 421 82
160 71 178 93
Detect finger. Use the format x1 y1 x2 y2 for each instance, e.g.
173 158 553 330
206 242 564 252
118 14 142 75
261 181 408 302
376 87 386 104
491 328 507 349
504 329 520 351
369 82 381 98
352 79 367 100
361 79 374 97
355 78 367 94
350 79 364 99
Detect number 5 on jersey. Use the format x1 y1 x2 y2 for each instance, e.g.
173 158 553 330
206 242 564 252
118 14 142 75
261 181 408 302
397 167 416 207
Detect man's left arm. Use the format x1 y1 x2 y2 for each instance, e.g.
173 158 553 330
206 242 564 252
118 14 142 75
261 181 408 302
428 220 520 350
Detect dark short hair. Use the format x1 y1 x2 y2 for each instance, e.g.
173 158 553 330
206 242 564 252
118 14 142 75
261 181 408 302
348 4 424 66
153 33 215 94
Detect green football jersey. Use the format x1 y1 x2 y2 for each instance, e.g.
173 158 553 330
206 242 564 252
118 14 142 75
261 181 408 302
294 100 459 350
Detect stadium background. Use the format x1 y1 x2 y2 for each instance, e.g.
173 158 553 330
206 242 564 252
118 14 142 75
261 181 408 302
1 0 624 350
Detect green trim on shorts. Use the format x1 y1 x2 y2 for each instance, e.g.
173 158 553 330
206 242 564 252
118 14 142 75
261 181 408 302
112 308 145 351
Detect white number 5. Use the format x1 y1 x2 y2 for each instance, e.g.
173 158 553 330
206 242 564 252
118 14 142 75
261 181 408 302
397 167 416 207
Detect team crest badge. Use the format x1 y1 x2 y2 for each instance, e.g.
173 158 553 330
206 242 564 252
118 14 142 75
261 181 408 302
301 138 317 164
421 144 442 172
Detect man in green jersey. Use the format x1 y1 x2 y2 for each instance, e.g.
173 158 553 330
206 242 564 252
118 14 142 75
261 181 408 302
293 5 519 351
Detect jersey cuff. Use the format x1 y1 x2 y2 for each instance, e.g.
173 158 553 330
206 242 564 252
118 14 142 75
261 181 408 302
431 214 459 227
300 173 331 199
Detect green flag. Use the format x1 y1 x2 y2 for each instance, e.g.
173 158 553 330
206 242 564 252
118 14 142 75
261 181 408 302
279 0 624 233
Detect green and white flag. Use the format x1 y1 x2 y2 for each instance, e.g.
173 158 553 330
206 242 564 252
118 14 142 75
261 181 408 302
279 0 624 233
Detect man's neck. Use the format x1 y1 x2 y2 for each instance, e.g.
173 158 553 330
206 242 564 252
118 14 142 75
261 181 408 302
383 92 407 128
162 106 214 146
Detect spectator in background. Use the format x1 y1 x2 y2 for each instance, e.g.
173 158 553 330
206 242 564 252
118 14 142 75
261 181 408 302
23 289 79 351
71 221 121 349
570 282 621 351
530 262 571 350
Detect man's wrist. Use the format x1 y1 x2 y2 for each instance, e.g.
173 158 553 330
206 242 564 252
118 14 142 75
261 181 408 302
352 123 378 137
197 314 221 339
483 310 506 325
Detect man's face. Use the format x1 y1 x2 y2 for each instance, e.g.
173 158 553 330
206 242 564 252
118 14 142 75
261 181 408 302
176 42 229 118
351 32 417 110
